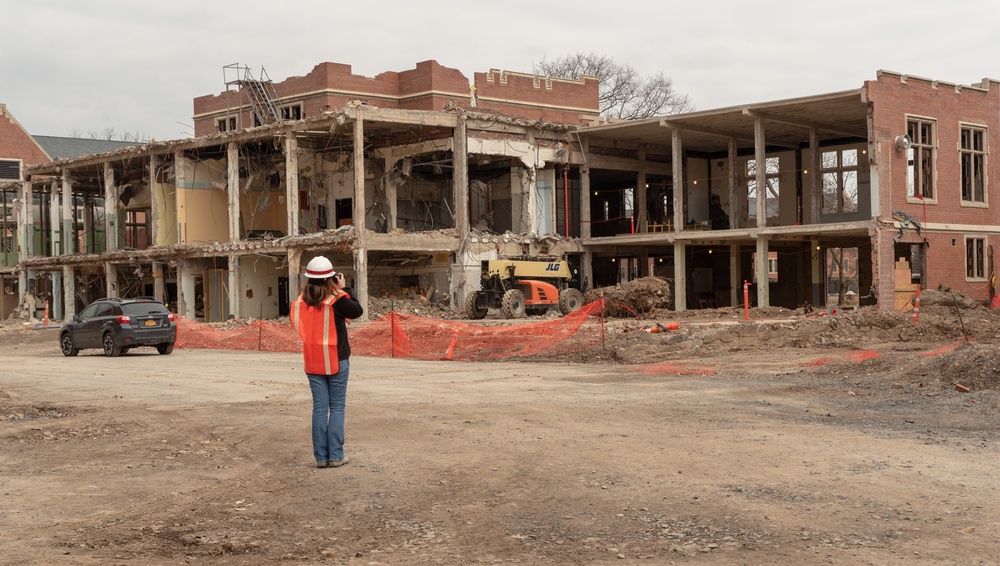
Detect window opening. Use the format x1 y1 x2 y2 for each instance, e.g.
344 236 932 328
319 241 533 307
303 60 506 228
747 157 780 219
124 209 150 249
966 236 986 280
281 104 303 121
960 126 987 203
907 118 935 199
821 149 859 214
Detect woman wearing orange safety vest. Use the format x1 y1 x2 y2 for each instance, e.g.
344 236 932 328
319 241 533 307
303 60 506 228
290 256 364 468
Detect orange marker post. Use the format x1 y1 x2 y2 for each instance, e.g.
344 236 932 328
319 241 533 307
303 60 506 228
912 285 921 323
43 300 50 327
743 280 750 321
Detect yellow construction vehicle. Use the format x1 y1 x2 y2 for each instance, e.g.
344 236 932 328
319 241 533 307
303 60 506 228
465 256 584 319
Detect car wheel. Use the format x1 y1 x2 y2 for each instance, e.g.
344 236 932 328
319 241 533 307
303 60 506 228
103 332 121 357
156 343 174 355
60 333 79 357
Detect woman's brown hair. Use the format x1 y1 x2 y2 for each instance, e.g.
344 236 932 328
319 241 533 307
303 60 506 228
302 277 334 308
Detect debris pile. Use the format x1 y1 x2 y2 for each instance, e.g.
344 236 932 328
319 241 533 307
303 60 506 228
585 277 674 317
368 289 447 319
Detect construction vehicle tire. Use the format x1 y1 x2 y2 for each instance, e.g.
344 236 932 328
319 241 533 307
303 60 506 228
558 288 584 315
465 292 488 319
501 289 526 319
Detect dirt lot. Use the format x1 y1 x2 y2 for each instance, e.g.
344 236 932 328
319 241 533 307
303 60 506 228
3 292 1000 565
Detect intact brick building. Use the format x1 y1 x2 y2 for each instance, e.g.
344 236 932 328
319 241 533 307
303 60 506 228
8 63 1000 324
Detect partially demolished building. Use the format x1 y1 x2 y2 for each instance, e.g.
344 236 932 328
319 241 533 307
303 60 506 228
5 62 999 322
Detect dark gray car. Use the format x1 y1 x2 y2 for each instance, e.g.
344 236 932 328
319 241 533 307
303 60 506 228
59 298 177 357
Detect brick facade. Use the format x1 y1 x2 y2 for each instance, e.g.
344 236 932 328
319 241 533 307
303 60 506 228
0 104 50 169
473 69 600 125
193 61 600 136
867 72 1000 302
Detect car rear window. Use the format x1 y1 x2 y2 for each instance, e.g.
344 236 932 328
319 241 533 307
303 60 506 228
122 303 169 316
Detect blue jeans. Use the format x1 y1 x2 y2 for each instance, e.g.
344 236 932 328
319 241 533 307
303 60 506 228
306 359 350 464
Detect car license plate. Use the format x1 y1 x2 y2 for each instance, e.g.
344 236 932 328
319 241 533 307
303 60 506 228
144 320 157 327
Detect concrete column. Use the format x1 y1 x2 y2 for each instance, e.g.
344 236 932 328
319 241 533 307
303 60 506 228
809 128 821 224
174 151 186 244
811 238 823 306
63 265 75 319
637 145 647 233
104 163 117 251
671 129 684 232
384 156 398 230
351 116 369 321
582 250 593 292
756 237 770 307
285 136 300 237
153 261 165 304
83 197 94 253
49 181 60 257
673 242 686 311
180 260 196 319
526 167 538 234
580 147 591 239
727 138 739 229
149 154 159 246
62 173 73 254
754 116 766 227
227 143 240 241
52 270 62 320
353 248 369 322
730 244 740 307
175 260 186 316
287 249 302 303
228 253 240 319
453 119 469 234
105 261 117 298
20 180 32 259
17 269 27 314
352 117 366 234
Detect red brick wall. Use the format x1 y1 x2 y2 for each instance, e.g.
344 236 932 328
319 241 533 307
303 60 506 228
473 70 600 124
867 72 1000 305
867 73 1000 225
193 61 601 135
0 105 50 168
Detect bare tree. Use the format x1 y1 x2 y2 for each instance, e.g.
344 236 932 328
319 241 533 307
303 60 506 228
535 53 693 120
69 127 149 143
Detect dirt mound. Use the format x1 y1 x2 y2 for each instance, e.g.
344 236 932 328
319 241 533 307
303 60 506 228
585 276 674 317
906 341 1000 391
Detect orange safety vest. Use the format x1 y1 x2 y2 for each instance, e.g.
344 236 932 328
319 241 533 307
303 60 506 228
290 291 349 375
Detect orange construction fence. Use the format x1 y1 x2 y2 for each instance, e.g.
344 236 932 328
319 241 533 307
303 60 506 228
175 299 608 361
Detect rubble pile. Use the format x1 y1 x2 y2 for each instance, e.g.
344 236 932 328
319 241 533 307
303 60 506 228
585 277 674 317
368 289 446 319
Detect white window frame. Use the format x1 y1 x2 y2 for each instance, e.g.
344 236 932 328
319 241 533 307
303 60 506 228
965 236 987 281
959 123 988 207
906 116 937 204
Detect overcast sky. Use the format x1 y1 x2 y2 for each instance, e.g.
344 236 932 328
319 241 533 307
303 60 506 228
3 0 997 141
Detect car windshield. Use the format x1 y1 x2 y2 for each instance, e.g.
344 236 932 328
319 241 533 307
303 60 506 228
122 303 168 316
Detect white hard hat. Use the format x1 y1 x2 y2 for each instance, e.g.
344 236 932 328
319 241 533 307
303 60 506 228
305 256 335 279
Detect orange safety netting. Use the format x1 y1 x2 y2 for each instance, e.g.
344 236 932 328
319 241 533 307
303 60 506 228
175 298 608 361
